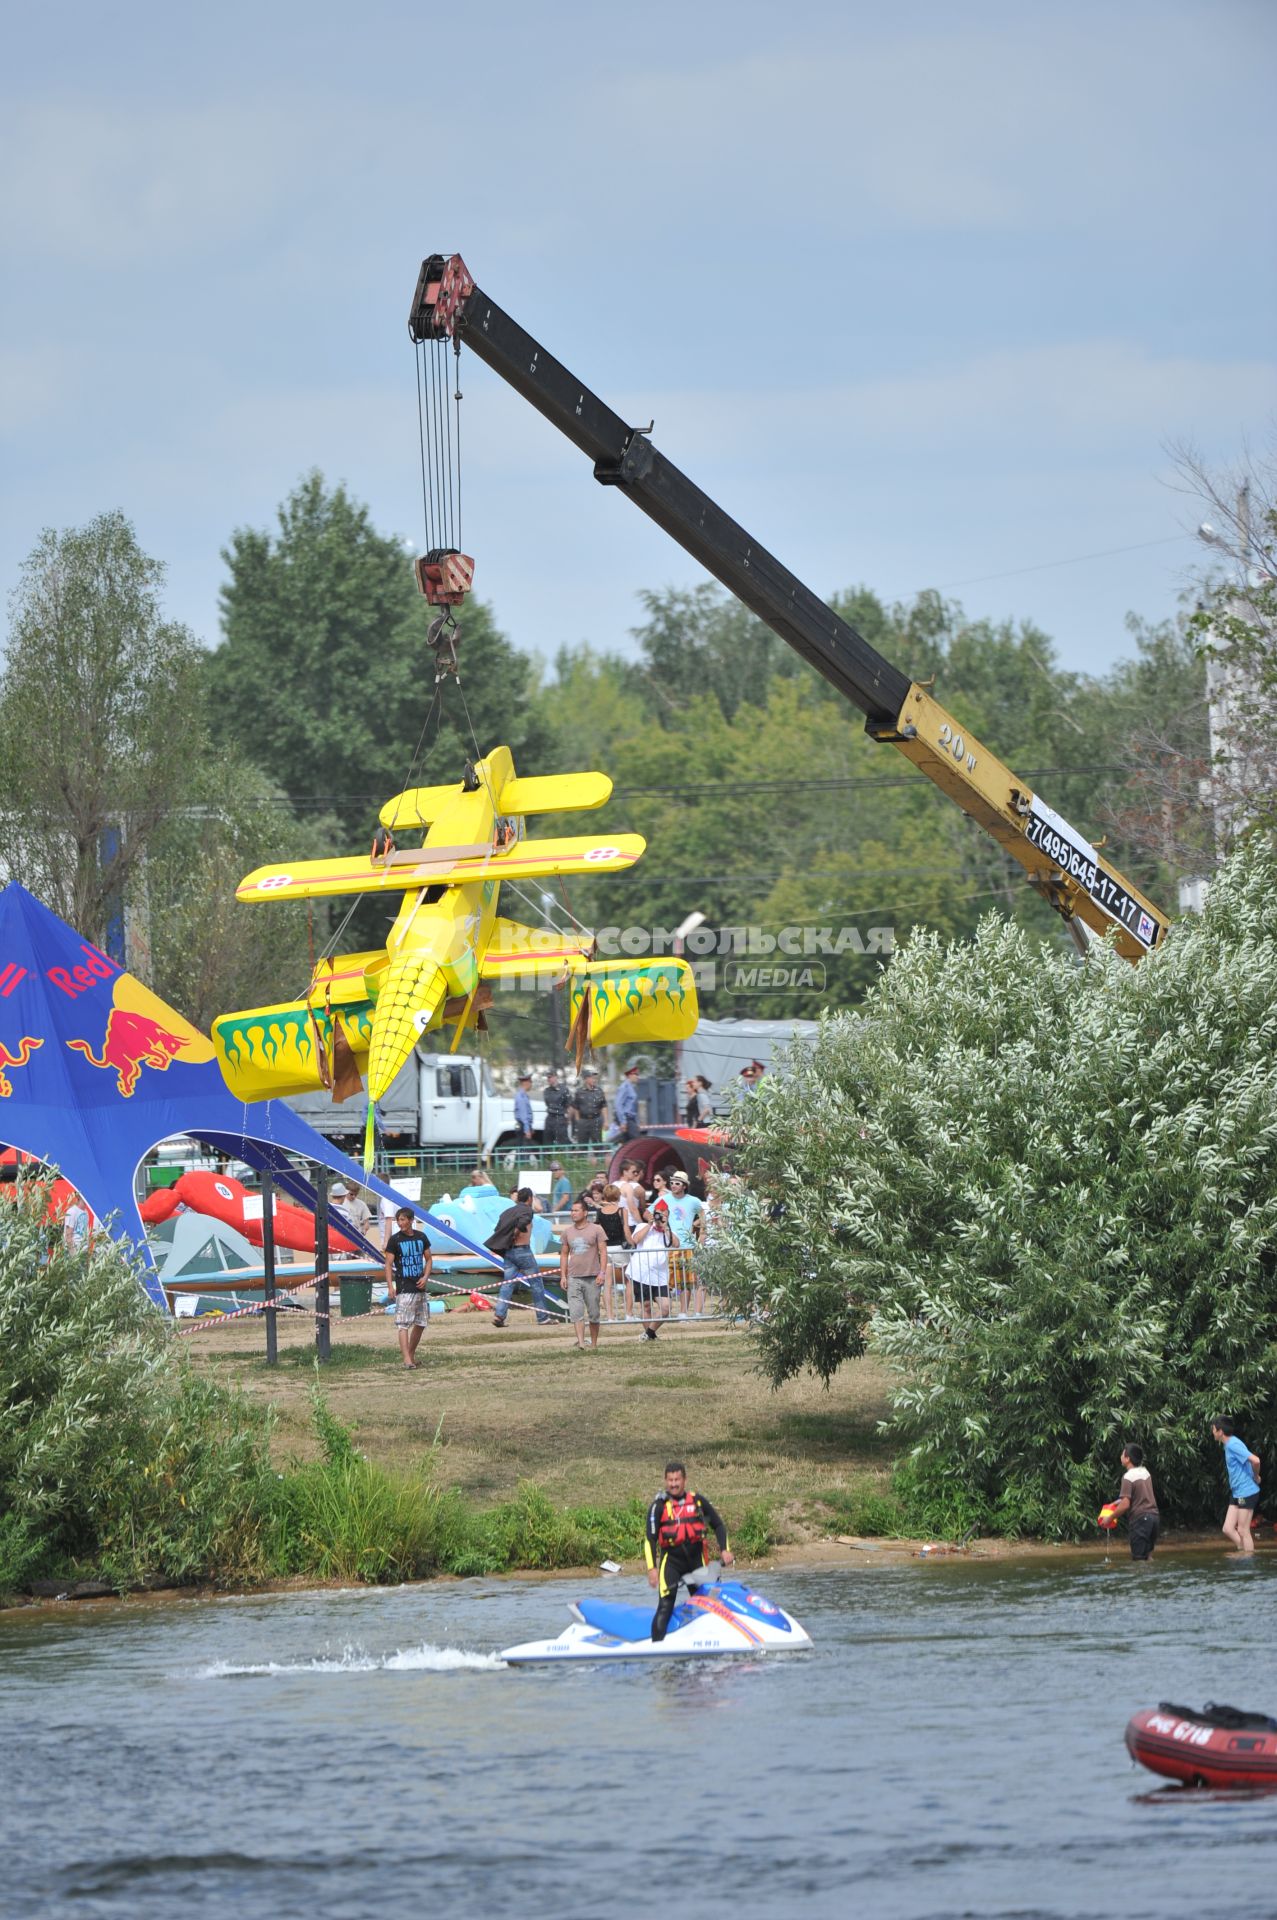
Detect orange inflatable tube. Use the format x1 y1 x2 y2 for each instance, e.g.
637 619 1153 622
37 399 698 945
138 1169 361 1254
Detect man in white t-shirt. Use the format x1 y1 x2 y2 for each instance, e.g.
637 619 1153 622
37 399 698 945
631 1203 672 1341
62 1199 90 1254
379 1190 410 1250
332 1183 374 1252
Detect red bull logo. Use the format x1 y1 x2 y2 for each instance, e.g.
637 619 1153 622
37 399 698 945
67 1010 190 1097
0 1035 43 1096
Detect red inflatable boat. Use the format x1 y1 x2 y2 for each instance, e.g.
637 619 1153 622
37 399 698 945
1126 1703 1277 1789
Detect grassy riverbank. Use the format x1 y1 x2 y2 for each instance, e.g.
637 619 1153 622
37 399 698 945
2 1224 909 1606
189 1306 904 1553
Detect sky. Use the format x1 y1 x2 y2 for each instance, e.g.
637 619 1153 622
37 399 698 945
3 0 1274 683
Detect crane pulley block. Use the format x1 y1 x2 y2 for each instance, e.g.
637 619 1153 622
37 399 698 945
409 254 475 342
415 549 475 607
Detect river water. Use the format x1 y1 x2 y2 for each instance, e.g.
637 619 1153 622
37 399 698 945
4 1552 1275 1920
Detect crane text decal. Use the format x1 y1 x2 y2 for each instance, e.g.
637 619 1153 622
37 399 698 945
1025 799 1163 949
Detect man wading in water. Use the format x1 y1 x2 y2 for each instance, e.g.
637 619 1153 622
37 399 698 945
645 1462 733 1641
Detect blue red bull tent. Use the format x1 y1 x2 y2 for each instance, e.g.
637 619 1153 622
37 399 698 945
0 882 499 1308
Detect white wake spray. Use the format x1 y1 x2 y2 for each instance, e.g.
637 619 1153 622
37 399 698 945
193 1642 505 1677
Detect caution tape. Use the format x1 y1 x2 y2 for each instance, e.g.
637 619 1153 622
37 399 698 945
175 1272 323 1334
175 1265 570 1334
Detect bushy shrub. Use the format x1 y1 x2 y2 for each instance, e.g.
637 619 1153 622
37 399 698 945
732 1502 777 1556
271 1384 463 1583
815 1480 910 1539
0 1185 275 1595
458 1485 646 1576
271 1388 648 1582
710 838 1277 1537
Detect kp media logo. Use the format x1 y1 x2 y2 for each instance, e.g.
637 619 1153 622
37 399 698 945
722 961 828 994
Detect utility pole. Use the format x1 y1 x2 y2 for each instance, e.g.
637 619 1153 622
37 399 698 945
1199 483 1258 866
546 977 567 1084
314 1166 331 1362
261 1169 277 1367
671 911 706 1087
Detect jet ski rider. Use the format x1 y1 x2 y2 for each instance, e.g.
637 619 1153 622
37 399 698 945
645 1462 734 1641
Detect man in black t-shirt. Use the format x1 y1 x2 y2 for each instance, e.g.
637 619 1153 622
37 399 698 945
384 1205 433 1370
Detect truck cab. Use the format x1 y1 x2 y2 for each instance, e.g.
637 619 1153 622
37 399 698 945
282 1047 544 1155
415 1053 545 1155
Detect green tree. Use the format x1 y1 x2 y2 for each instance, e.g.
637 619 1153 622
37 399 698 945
145 756 340 1031
627 583 802 721
1174 444 1277 847
209 473 546 841
1082 607 1213 889
706 837 1277 1537
0 1181 275 1596
0 512 206 945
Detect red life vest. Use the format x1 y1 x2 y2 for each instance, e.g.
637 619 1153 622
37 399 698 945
657 1492 707 1550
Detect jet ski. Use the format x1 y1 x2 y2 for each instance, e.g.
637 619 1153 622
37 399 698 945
500 1577 811 1664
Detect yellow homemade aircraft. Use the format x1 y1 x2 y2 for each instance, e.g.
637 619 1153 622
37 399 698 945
211 746 698 1110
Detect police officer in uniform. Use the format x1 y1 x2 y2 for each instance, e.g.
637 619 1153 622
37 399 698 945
542 1068 571 1146
571 1065 608 1144
644 1461 733 1641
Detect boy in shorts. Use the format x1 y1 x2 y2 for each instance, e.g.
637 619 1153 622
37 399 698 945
384 1206 432 1369
1211 1417 1262 1554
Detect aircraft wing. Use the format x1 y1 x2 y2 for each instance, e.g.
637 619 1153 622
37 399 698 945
499 771 612 815
378 780 466 831
237 833 645 904
473 832 644 881
235 852 475 904
479 920 595 980
380 769 612 829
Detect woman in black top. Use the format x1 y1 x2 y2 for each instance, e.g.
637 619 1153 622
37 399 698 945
596 1182 632 1320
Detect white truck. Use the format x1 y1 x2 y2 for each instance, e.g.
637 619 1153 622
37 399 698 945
282 1051 545 1157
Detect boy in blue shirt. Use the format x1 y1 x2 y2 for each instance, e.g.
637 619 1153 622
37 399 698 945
1210 1417 1262 1554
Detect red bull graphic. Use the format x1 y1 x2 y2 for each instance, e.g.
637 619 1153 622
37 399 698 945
0 1035 43 1096
68 1010 191 1097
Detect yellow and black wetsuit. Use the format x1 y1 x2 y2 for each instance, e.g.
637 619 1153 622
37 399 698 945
644 1490 730 1641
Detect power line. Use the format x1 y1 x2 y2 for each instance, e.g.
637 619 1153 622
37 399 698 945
215 764 1136 813
890 533 1192 598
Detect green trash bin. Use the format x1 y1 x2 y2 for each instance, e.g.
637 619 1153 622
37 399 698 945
339 1277 374 1319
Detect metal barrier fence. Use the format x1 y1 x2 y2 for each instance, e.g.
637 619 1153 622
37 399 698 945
376 1143 612 1181
171 1237 719 1338
377 1146 614 1214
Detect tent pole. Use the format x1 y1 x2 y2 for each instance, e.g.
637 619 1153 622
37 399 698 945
314 1166 331 1362
261 1168 277 1366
